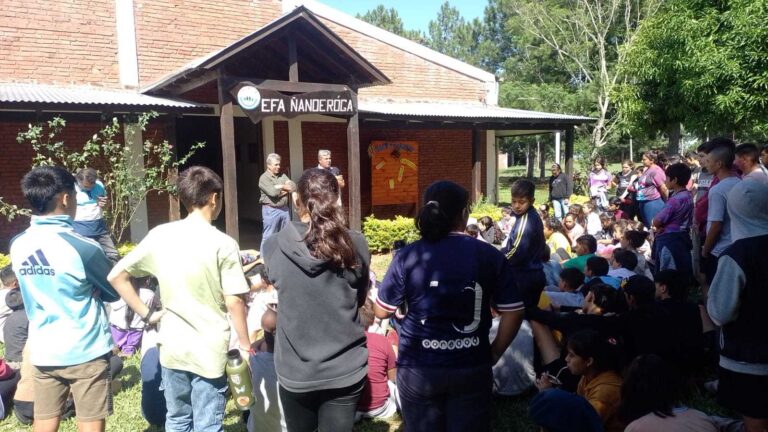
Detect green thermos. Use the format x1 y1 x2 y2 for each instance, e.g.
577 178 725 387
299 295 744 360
225 349 254 411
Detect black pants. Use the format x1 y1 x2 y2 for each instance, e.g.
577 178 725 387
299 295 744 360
398 365 492 432
516 269 546 308
0 370 20 419
279 378 364 432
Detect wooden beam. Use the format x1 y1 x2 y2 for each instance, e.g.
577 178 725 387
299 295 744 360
347 91 362 231
218 76 240 242
165 116 181 222
288 36 299 82
164 69 220 96
565 127 575 178
471 128 482 202
229 78 351 94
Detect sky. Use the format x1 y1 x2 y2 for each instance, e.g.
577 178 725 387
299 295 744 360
318 0 486 33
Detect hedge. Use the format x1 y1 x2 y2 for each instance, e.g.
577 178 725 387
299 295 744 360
363 215 420 253
0 253 9 268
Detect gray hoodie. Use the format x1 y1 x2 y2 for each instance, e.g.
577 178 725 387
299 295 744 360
263 221 370 392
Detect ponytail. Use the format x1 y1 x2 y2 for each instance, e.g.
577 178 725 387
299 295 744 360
298 168 357 269
416 181 469 242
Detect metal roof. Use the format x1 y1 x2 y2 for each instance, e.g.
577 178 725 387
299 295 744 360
0 83 207 110
359 100 594 123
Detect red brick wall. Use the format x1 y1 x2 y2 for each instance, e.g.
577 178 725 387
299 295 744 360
0 1 119 86
320 19 490 103
133 0 282 86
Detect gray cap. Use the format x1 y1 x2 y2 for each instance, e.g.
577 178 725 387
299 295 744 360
727 179 768 242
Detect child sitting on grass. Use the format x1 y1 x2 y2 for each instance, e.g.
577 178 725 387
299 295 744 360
584 256 621 290
545 268 587 309
620 355 718 432
562 235 597 271
356 299 398 422
536 329 625 432
621 230 654 279
248 308 285 432
109 276 155 356
583 202 602 236
607 249 638 281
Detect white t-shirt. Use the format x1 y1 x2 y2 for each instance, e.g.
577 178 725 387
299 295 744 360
109 288 155 329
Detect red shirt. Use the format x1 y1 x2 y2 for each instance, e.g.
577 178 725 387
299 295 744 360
358 332 396 411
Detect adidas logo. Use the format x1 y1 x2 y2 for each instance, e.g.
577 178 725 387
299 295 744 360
19 249 56 276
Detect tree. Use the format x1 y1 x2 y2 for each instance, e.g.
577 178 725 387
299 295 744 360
14 113 205 241
427 2 486 67
508 0 662 150
616 0 768 145
357 5 425 42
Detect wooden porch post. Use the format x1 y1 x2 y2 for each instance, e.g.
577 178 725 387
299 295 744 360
565 127 575 178
347 90 362 231
218 76 240 242
471 128 482 202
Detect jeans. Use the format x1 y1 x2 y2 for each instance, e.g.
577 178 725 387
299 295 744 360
551 199 569 220
261 206 290 252
278 379 364 432
161 367 227 432
638 198 665 229
398 365 492 432
142 348 167 427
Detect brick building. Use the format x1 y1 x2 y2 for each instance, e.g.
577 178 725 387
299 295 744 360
0 0 590 250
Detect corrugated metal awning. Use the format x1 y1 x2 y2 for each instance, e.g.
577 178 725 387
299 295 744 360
0 83 209 112
359 100 593 123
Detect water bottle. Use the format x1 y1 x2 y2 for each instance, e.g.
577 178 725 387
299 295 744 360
225 349 254 411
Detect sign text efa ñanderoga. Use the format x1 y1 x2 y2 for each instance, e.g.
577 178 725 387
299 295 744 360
234 85 356 122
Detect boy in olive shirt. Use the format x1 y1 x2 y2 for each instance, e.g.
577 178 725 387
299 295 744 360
109 166 250 432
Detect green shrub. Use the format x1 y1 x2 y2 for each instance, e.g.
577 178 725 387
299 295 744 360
117 242 137 257
363 215 420 253
568 194 592 205
470 198 503 221
0 253 9 268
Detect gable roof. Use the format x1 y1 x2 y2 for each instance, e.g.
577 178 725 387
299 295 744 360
291 0 497 84
143 6 390 96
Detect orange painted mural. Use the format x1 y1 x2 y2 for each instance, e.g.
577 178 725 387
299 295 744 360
369 141 419 205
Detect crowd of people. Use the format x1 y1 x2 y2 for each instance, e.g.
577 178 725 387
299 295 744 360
0 139 766 432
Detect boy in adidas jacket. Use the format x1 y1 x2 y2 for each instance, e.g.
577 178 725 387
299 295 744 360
10 166 119 431
501 179 547 307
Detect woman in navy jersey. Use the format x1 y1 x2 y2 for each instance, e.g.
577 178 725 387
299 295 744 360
374 181 525 432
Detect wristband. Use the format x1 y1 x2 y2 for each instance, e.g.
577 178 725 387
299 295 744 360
142 308 154 324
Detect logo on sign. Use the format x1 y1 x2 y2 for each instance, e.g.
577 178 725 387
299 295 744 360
237 86 261 110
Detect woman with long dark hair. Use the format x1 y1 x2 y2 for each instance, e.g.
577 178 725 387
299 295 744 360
374 181 524 432
262 168 370 432
635 151 668 228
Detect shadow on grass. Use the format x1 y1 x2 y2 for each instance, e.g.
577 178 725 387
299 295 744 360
118 364 141 390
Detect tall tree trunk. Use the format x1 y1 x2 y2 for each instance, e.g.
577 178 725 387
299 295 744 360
538 137 547 179
667 123 681 155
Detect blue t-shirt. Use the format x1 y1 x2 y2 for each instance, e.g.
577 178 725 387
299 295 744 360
10 215 119 366
376 234 524 368
73 180 108 237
